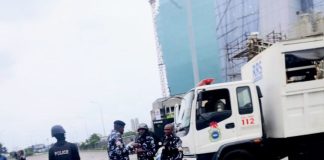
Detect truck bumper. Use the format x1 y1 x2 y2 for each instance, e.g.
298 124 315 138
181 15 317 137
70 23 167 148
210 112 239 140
183 155 197 160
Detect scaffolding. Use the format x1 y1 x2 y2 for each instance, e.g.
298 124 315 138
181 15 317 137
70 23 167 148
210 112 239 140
149 0 170 97
215 0 288 81
215 0 260 81
223 31 285 80
232 31 285 60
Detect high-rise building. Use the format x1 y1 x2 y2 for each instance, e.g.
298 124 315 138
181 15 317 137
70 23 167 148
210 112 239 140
149 0 224 96
214 0 260 81
130 118 140 132
130 119 135 132
150 0 324 92
135 118 139 130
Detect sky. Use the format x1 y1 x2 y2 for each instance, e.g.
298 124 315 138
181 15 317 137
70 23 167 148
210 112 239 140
0 0 162 150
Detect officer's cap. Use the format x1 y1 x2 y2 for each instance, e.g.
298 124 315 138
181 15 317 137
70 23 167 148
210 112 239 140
114 120 126 127
51 125 66 137
137 123 148 131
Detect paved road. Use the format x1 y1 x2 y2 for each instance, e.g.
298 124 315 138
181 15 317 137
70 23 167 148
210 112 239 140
25 150 137 160
13 150 289 160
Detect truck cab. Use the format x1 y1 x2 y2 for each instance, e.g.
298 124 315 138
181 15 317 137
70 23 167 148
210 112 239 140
175 81 263 160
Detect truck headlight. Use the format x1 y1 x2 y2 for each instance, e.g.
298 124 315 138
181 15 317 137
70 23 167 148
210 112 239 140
182 147 190 155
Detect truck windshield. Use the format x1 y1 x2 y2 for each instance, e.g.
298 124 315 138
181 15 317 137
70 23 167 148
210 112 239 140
176 91 194 136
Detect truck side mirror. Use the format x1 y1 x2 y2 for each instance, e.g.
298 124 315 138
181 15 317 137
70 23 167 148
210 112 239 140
197 91 204 108
197 91 203 101
197 91 204 114
256 86 263 98
174 104 179 124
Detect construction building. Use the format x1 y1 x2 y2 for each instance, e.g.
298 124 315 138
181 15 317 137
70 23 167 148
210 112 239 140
150 0 324 96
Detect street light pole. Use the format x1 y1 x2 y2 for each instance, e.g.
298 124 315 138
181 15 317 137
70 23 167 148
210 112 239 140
90 101 106 136
99 106 106 136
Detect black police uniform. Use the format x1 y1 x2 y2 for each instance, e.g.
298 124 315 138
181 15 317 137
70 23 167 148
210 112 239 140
0 154 7 160
107 129 130 160
161 134 183 160
135 132 156 160
107 120 130 160
49 141 80 160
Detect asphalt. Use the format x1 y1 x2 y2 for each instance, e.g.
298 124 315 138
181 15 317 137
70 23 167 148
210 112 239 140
23 150 137 160
9 150 288 160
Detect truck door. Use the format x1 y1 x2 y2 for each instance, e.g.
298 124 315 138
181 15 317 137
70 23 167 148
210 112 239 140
235 86 262 140
194 88 237 154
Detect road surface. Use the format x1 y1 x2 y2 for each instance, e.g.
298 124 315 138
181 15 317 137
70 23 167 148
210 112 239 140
12 150 289 160
25 150 137 160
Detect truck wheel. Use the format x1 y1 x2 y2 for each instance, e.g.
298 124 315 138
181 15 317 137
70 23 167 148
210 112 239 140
220 149 256 160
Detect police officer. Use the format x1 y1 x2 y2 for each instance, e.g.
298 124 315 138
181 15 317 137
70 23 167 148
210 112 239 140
107 120 130 160
161 124 183 160
17 150 26 160
48 125 80 160
134 123 156 160
0 152 7 160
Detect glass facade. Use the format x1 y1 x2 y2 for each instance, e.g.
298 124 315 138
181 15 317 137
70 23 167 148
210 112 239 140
155 0 223 95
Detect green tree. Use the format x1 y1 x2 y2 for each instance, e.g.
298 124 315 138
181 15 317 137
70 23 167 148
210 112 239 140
24 147 34 156
88 133 101 148
0 143 7 154
80 133 102 150
122 131 136 137
80 142 88 150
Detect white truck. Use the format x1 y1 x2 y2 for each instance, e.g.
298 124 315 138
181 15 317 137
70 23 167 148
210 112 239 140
174 35 324 160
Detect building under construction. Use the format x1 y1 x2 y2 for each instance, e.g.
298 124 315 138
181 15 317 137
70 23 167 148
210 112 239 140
215 0 324 81
149 0 324 96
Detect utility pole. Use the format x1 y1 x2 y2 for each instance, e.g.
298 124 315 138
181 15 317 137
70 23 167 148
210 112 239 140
90 101 106 136
99 106 106 136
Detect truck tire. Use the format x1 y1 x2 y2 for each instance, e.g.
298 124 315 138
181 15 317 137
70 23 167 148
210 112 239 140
219 149 256 160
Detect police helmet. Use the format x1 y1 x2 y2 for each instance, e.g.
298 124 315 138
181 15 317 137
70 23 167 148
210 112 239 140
137 123 148 131
51 125 66 137
114 120 126 127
